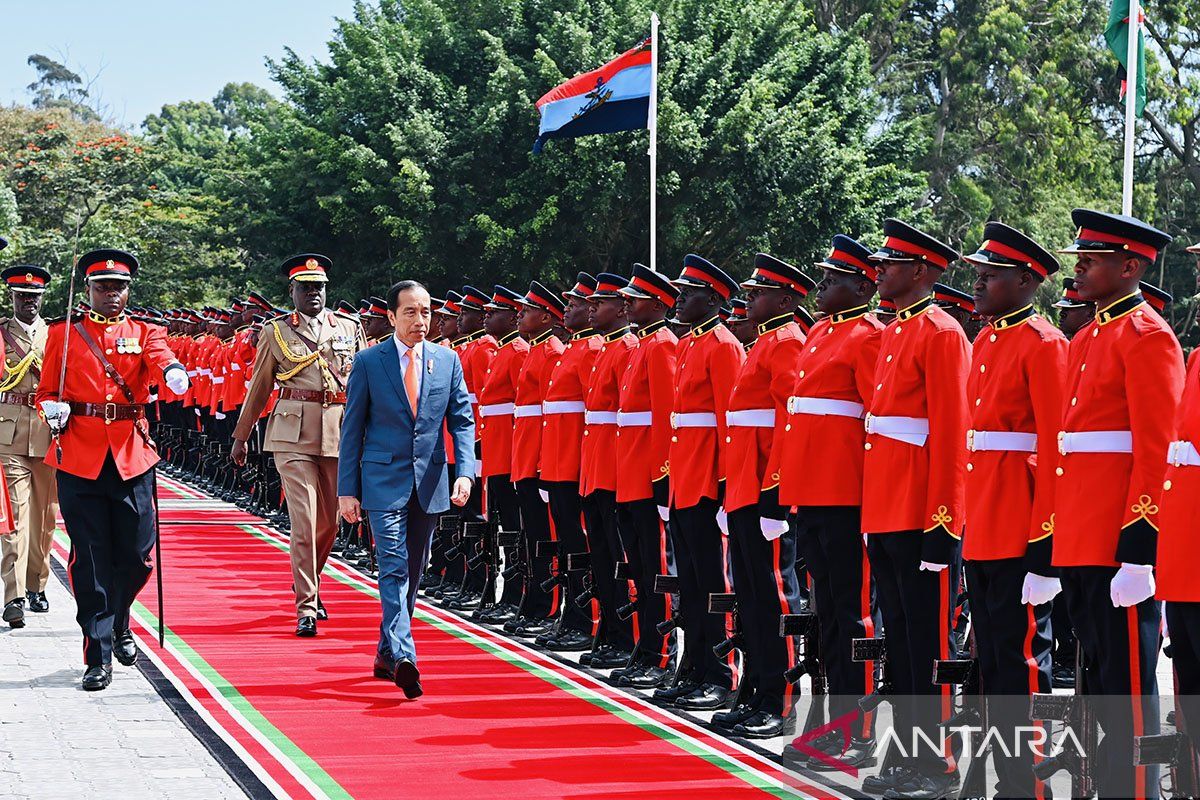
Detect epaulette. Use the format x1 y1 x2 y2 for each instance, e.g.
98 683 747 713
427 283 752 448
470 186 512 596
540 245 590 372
46 312 86 326
334 311 358 323
1027 314 1062 342
1129 305 1169 337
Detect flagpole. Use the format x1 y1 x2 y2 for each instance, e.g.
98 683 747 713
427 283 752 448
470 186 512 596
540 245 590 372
1121 0 1140 216
648 12 659 272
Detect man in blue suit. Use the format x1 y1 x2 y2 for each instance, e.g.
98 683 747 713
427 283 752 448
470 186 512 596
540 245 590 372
338 280 475 699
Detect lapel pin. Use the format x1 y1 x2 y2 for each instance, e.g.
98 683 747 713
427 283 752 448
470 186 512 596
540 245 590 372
426 357 434 374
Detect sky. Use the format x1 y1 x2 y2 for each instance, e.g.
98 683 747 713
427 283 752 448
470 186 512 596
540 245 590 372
0 0 358 128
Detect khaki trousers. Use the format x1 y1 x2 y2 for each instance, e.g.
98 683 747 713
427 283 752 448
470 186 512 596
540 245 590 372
0 454 58 604
275 452 339 618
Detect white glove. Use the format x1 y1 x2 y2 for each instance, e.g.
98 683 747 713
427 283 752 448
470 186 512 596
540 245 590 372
538 488 550 504
1021 573 1062 606
716 508 729 536
40 401 70 432
760 518 789 541
656 506 670 522
1110 563 1155 607
164 367 189 395
919 560 949 573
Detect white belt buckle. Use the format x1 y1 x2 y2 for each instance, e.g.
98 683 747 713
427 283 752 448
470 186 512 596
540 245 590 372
1057 431 1066 457
966 429 976 452
670 412 678 430
864 412 875 435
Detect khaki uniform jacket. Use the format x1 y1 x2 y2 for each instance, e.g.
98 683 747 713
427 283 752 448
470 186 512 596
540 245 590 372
0 317 50 459
233 310 365 457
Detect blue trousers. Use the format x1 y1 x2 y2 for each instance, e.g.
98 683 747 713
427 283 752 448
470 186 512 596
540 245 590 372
369 496 437 663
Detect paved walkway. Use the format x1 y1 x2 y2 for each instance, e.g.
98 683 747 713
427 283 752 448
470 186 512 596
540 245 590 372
0 568 247 800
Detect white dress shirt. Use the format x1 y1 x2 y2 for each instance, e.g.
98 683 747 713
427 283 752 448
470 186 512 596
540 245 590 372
395 336 424 396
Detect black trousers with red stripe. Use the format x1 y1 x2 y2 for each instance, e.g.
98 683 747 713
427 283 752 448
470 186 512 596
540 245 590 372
486 475 522 605
1061 566 1160 800
866 530 960 777
799 506 876 739
546 481 594 636
964 557 1052 799
514 478 557 620
581 489 635 653
617 499 675 669
672 498 733 689
729 507 801 716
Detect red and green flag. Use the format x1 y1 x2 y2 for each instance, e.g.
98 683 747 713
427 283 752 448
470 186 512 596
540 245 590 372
1105 0 1146 116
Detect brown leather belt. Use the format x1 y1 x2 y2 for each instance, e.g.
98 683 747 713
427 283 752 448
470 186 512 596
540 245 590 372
278 388 347 405
68 402 147 421
0 392 34 407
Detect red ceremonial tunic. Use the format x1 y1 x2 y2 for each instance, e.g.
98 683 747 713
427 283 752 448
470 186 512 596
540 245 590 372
511 330 564 481
962 308 1067 567
724 314 805 513
861 298 970 555
478 331 528 479
669 316 745 510
778 307 882 507
580 327 637 497
615 320 677 503
1157 349 1200 601
37 313 182 480
1053 294 1184 568
459 330 498 445
541 330 602 484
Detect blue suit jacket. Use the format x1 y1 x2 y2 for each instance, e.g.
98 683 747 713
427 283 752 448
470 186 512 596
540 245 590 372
338 337 476 513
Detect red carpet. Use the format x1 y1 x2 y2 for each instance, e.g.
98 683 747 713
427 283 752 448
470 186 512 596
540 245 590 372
56 476 835 800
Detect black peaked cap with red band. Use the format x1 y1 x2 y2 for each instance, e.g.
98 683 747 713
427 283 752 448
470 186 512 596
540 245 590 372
870 219 960 271
563 272 598 300
1139 281 1172 313
247 291 273 312
1187 241 1200 254
817 234 877 281
673 254 738 300
619 263 679 308
484 284 523 310
1 265 51 293
793 306 816 333
335 300 358 316
741 253 816 296
1059 209 1172 262
79 248 139 281
460 285 490 311
933 283 975 314
280 253 331 282
965 221 1060 280
518 280 566 319
727 297 748 318
590 273 629 300
1054 277 1090 308
437 290 464 316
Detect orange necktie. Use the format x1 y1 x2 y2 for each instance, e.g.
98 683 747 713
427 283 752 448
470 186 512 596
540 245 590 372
404 349 419 416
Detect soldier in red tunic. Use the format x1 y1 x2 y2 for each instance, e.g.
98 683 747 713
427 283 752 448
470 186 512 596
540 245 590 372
719 254 812 738
579 275 639 669
477 286 529 620
537 274 602 651
961 222 1067 798
36 249 189 690
654 255 744 710
1053 210 1182 799
859 220 970 798
1159 238 1200 772
509 282 566 637
779 235 883 769
612 264 679 688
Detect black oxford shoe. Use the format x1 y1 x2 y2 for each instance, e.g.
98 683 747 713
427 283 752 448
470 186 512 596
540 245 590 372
807 738 876 771
114 629 138 666
712 701 760 729
316 598 328 621
625 665 672 690
82 664 113 691
674 683 730 710
295 616 317 637
26 591 49 613
373 650 396 680
732 710 794 739
3 598 24 629
652 678 699 704
393 659 423 699
540 628 593 652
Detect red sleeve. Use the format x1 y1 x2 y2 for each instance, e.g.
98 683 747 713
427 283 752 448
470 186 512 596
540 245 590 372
35 324 64 406
921 327 971 561
853 327 882 406
648 338 678 490
711 338 746 488
1118 327 1185 564
1023 333 1066 574
763 334 806 490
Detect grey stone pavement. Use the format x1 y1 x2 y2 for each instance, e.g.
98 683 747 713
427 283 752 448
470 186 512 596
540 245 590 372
0 570 248 800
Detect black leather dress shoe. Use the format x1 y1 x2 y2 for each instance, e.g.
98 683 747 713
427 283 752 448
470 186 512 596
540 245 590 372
861 765 916 796
26 591 49 613
807 738 875 771
419 572 443 591
445 590 481 611
512 618 555 639
652 678 700 703
82 664 113 691
393 659 423 699
114 629 138 666
712 700 760 729
674 683 730 710
882 770 957 799
3 598 24 629
540 628 593 652
373 650 396 680
316 599 328 621
732 710 794 739
295 616 317 637
625 665 672 689
588 647 632 670
474 603 518 625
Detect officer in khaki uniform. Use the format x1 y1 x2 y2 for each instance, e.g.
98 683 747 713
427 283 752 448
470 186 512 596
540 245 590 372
0 265 56 629
231 254 364 636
